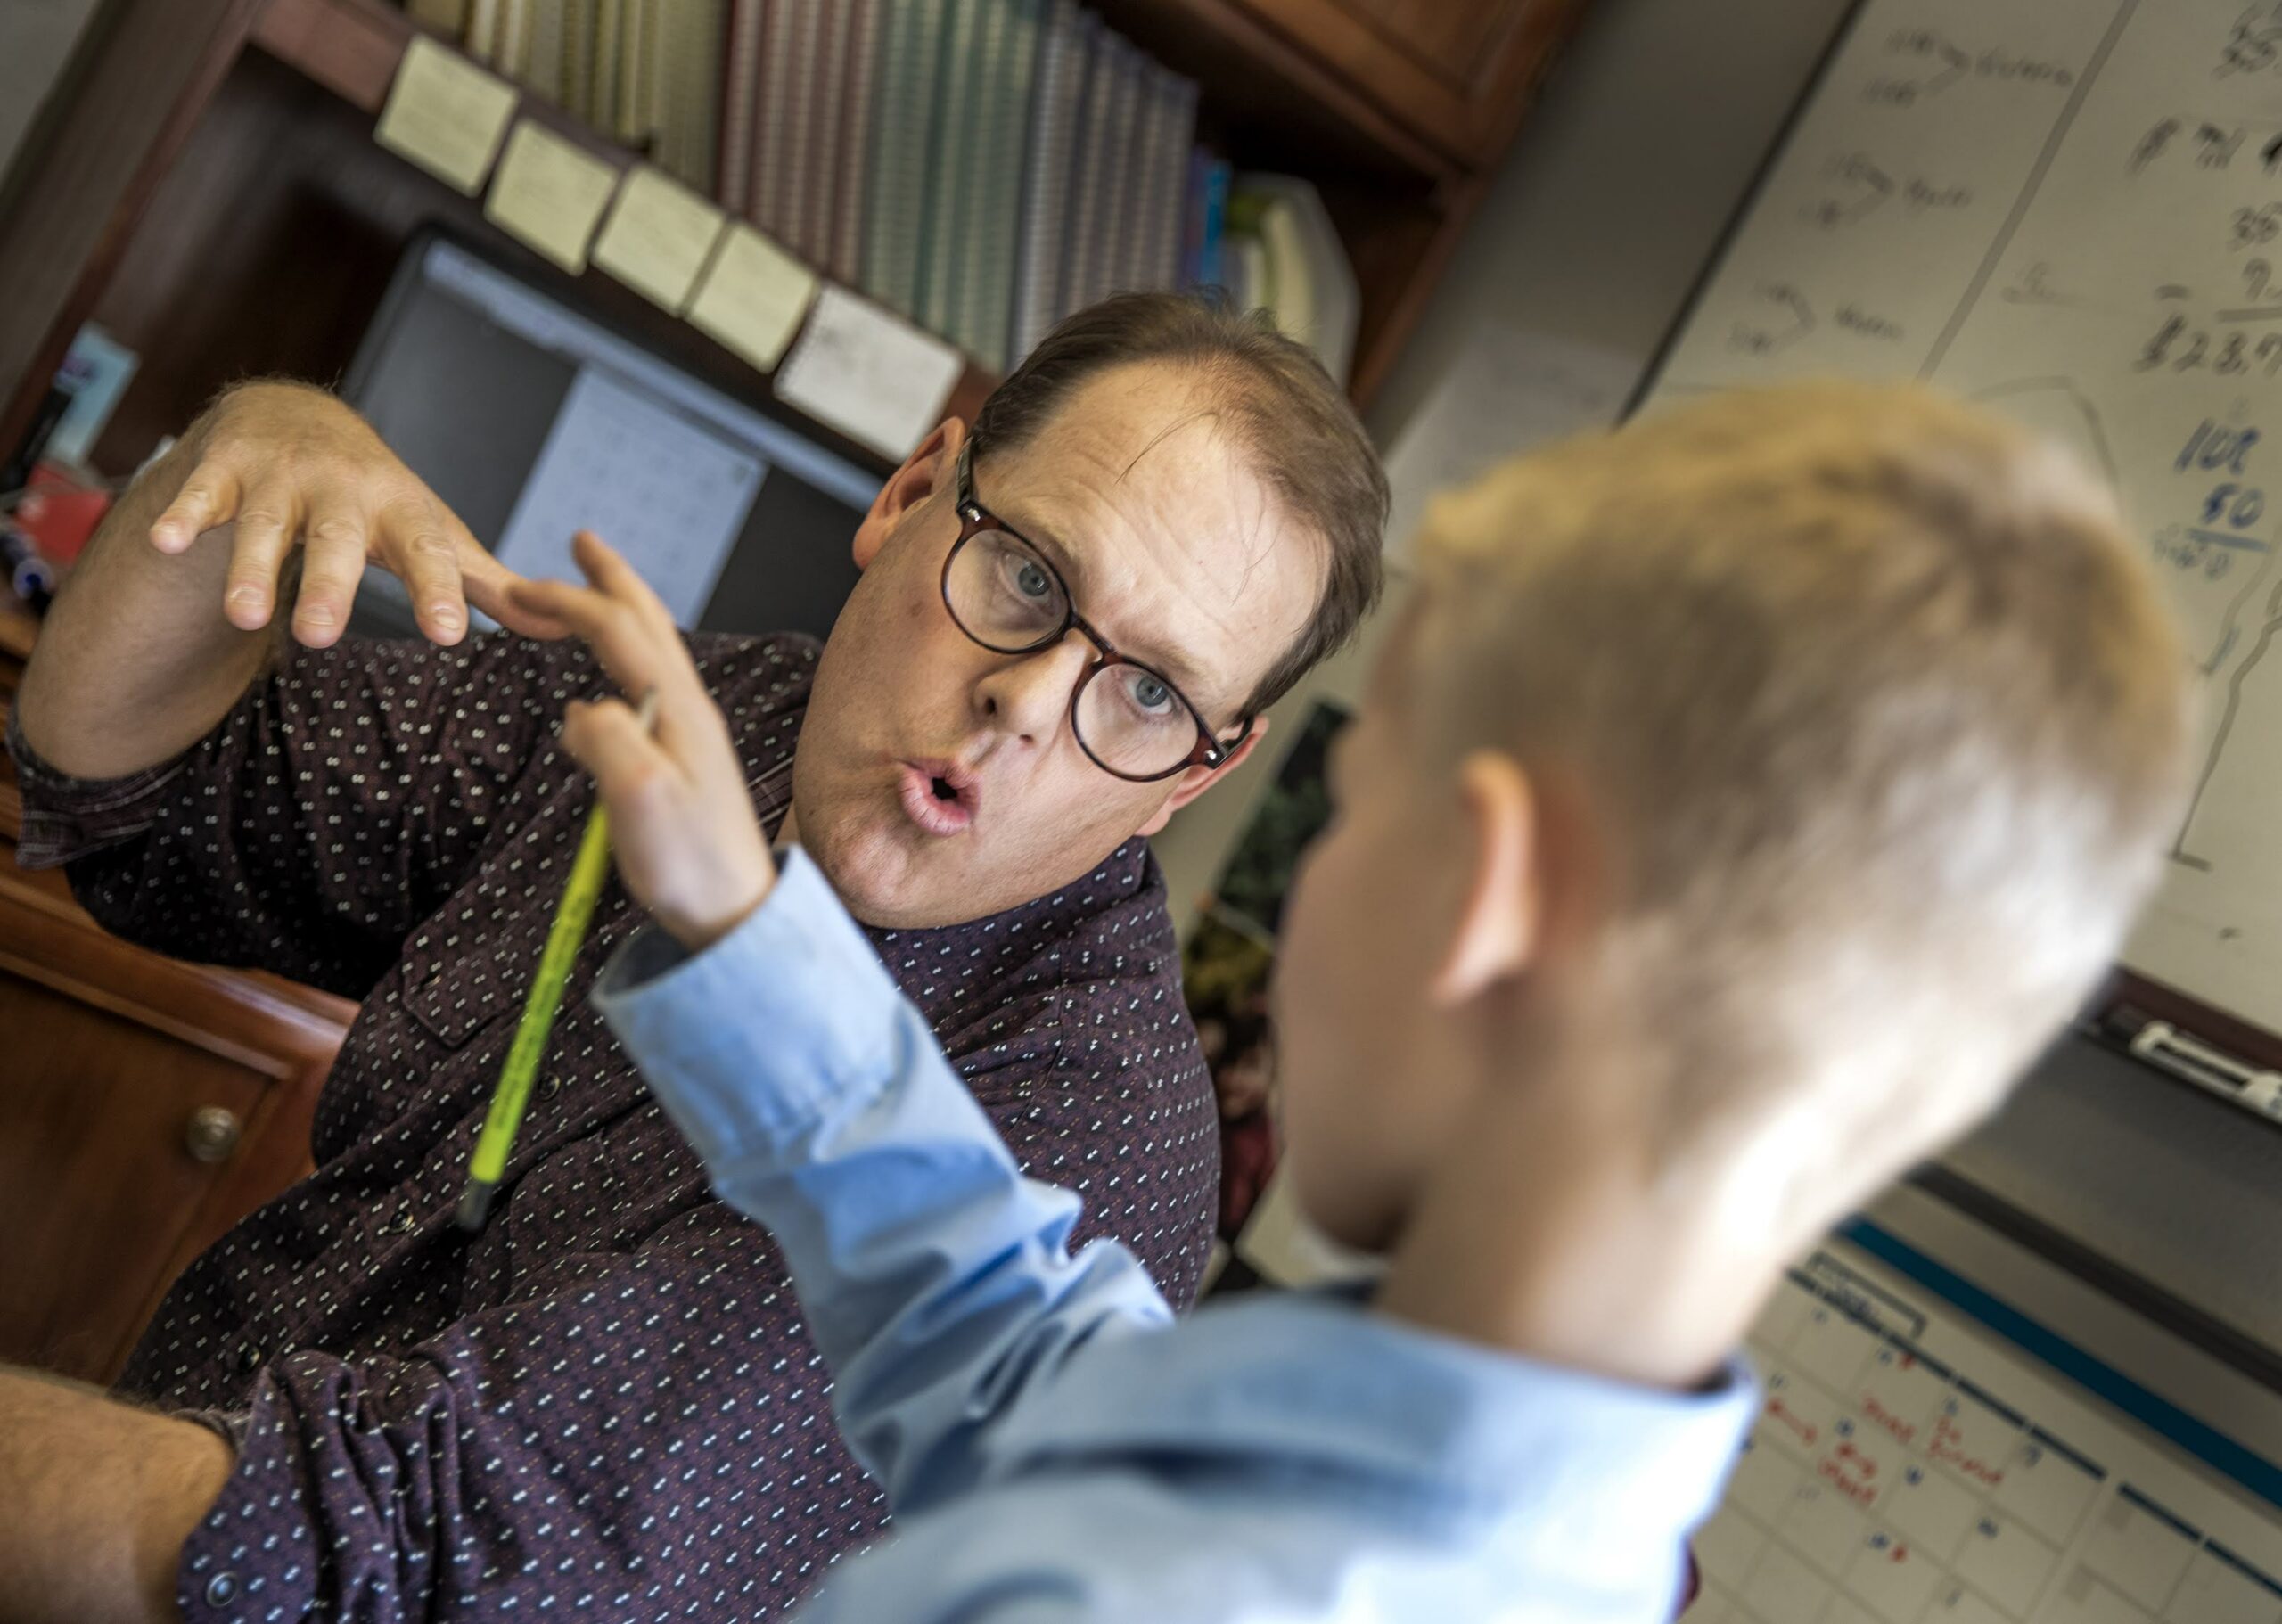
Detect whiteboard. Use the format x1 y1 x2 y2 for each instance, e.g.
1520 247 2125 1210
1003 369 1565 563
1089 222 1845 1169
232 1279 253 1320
1638 0 2282 1038
1685 1193 2282 1624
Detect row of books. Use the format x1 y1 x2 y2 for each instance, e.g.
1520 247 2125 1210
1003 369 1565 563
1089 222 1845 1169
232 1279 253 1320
399 0 1357 382
722 0 1203 374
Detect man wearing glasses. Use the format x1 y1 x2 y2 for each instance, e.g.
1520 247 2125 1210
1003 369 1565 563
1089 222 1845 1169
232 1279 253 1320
0 293 1387 1623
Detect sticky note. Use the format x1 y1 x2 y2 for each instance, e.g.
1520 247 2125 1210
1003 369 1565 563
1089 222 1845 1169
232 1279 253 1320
776 285 964 461
374 35 518 196
685 225 819 373
591 165 726 315
484 121 620 275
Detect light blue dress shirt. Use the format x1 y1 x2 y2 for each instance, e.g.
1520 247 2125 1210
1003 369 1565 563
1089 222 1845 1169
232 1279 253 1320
594 851 1756 1623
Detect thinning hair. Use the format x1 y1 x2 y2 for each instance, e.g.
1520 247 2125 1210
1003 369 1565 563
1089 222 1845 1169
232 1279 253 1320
971 291 1388 718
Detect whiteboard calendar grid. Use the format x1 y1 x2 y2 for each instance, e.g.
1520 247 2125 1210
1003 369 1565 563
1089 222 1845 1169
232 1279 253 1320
1682 1236 2282 1624
489 365 767 627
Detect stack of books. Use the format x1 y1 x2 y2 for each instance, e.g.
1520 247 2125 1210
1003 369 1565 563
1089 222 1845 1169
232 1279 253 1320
739 0 1203 374
399 0 1357 383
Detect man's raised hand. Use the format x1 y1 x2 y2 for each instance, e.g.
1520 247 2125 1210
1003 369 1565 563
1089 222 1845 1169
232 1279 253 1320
148 382 568 647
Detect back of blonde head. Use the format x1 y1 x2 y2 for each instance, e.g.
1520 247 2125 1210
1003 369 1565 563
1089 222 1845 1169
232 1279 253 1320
1409 381 2194 1180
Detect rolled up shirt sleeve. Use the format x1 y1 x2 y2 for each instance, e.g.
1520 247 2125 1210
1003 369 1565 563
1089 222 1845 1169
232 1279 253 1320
8 705 197 867
8 634 604 1000
595 852 1177 1516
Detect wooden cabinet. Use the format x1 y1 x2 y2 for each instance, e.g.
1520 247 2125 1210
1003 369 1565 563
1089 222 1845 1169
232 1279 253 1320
1235 0 1586 164
0 617 352 1385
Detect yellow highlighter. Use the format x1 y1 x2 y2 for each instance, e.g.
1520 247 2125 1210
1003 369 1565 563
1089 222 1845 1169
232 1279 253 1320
456 690 656 1233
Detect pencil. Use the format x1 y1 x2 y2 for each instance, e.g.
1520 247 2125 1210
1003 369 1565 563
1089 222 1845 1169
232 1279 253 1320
456 689 656 1233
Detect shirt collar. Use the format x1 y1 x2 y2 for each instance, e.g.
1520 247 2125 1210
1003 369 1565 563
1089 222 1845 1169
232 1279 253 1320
997 1287 1755 1554
866 837 1159 957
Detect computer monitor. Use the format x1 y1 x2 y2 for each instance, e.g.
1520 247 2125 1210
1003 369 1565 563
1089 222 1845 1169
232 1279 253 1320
342 230 883 643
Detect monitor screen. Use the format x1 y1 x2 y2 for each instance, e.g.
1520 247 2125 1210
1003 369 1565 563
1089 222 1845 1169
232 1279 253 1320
342 233 882 643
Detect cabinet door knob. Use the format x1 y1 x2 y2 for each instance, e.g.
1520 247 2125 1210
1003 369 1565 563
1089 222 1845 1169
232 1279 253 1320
184 1106 243 1164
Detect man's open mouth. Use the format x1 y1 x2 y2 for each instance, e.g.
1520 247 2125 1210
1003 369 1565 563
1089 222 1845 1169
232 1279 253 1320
898 760 978 836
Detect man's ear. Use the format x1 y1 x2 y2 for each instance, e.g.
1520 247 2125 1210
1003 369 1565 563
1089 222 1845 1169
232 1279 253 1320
1429 750 1540 1007
852 417 969 570
1137 717 1273 837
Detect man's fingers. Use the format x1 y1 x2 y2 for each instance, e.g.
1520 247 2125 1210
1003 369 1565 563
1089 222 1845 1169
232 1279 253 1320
151 463 241 555
221 483 300 630
373 501 468 645
292 506 373 648
461 545 570 641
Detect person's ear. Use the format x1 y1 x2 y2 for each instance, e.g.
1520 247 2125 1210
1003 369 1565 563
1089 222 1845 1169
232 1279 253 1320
1137 717 1273 836
1429 750 1540 1007
852 417 969 570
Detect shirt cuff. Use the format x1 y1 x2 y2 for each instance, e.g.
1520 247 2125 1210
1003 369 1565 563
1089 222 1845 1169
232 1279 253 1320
593 849 907 1170
175 1372 323 1622
6 698 195 869
176 1406 252 1453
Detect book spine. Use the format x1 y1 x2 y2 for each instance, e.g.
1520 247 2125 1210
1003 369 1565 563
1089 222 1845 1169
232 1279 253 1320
1119 60 1166 295
522 0 565 102
915 0 981 340
629 0 657 147
1154 73 1198 290
1089 38 1141 305
643 0 672 150
500 0 533 80
658 0 722 193
1008 0 1082 361
466 0 502 61
716 0 762 211
1055 19 1108 328
614 0 652 147
829 0 884 283
797 0 856 266
776 0 828 258
1199 157 1229 291
859 0 915 308
561 0 596 122
591 0 622 132
891 0 949 318
1178 145 1208 289
751 0 799 232
946 0 1011 352
971 0 1038 370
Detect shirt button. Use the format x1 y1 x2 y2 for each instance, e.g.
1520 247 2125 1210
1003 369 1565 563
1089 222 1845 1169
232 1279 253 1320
204 1571 239 1606
537 1075 562 1103
234 1344 262 1374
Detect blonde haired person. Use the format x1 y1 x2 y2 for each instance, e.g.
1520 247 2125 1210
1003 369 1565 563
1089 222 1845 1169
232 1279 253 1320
525 379 2189 1622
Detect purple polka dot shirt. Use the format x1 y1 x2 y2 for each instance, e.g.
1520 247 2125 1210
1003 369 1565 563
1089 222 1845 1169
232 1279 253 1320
10 630 1219 1621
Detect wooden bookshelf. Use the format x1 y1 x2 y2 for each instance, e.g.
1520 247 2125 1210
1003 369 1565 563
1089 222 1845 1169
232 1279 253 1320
0 0 1590 469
